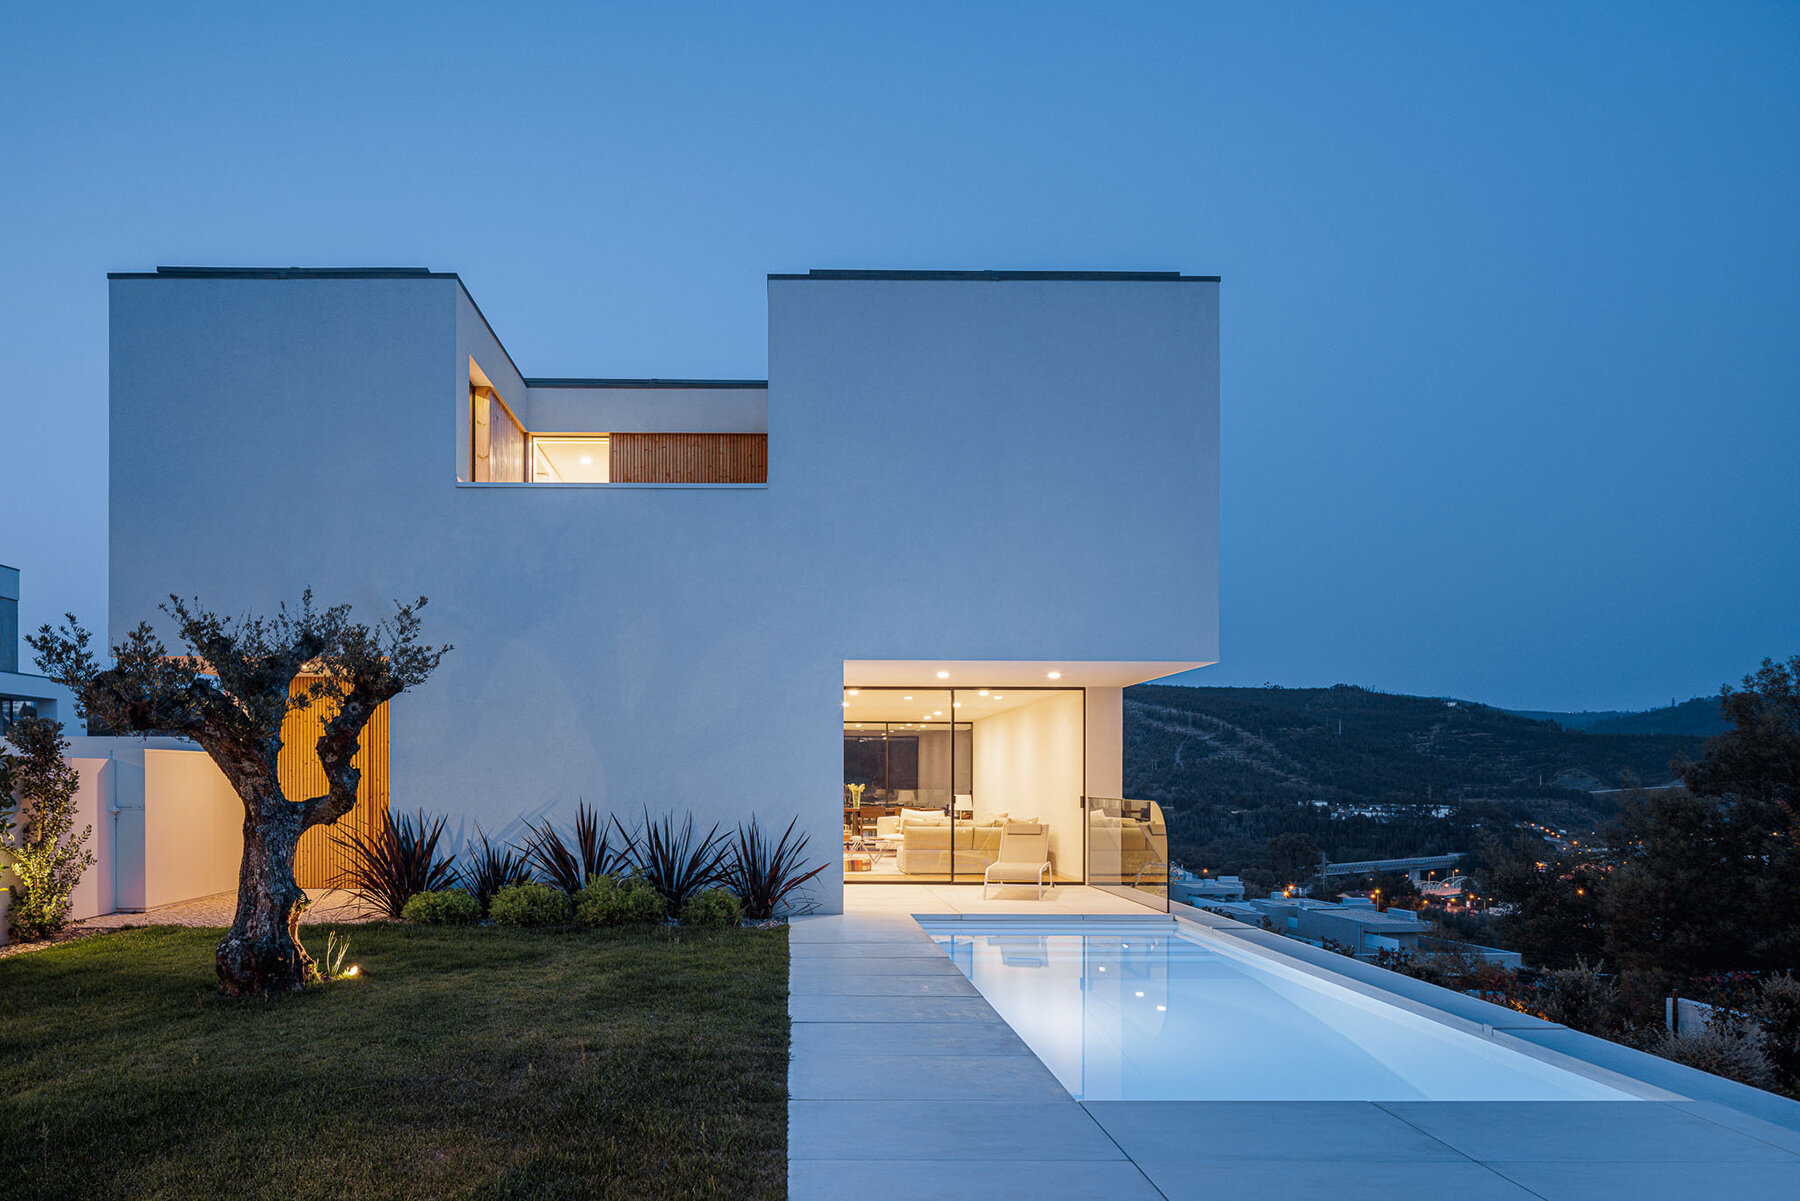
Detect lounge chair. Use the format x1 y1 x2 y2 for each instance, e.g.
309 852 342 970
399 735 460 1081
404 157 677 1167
983 826 1052 900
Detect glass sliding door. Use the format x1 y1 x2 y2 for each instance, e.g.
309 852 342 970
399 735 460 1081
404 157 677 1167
844 684 1086 888
843 689 955 882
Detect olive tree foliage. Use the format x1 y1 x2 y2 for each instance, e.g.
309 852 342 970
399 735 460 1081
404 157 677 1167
30 592 448 995
0 714 95 941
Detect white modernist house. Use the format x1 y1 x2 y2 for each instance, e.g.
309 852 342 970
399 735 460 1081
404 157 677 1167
106 266 1218 913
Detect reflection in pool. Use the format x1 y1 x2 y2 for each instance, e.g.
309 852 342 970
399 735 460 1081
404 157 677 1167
921 919 1638 1102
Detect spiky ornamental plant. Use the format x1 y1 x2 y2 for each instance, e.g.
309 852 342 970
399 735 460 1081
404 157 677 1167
522 802 627 894
2 715 95 941
29 592 448 996
723 816 828 920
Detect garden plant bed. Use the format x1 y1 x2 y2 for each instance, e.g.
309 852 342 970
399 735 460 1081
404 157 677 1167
0 923 789 1200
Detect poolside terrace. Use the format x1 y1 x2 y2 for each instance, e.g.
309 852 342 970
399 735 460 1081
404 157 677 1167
790 890 1800 1200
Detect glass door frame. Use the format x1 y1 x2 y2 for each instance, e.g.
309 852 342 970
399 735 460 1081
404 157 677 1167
842 685 1087 886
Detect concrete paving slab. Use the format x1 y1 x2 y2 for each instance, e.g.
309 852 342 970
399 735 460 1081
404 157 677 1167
788 993 1000 1022
1486 1157 1800 1200
787 1100 1125 1161
1379 1100 1799 1163
1674 1100 1800 1155
788 972 978 996
792 1019 1033 1057
788 1050 1068 1101
1132 1157 1542 1199
790 955 965 977
784 941 950 958
787 921 936 943
789 1158 1162 1200
1084 1100 1468 1163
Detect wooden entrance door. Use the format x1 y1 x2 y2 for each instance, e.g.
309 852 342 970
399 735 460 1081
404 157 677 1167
280 678 391 890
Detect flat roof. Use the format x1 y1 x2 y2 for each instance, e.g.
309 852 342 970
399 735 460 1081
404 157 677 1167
526 378 767 389
107 266 454 280
768 269 1221 282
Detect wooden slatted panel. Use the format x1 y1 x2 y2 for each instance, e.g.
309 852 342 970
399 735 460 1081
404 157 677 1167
609 432 767 483
284 678 391 890
471 386 528 482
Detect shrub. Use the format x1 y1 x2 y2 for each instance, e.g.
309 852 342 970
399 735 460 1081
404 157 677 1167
459 826 532 915
489 882 571 927
679 888 742 928
575 873 667 926
523 802 631 894
629 811 730 912
333 808 457 919
401 889 480 925
1649 1021 1777 1090
2 716 96 940
1752 973 1800 1088
723 816 828 920
1533 959 1623 1036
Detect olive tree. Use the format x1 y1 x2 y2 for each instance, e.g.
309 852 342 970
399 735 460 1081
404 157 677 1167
30 592 447 995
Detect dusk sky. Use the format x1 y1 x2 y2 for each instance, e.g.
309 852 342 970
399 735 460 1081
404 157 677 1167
4 3 1795 712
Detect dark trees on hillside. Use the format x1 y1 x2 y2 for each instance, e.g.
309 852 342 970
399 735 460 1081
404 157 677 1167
31 593 447 996
1486 656 1800 981
1680 654 1800 831
1265 833 1321 886
1600 656 1800 978
1484 834 1609 969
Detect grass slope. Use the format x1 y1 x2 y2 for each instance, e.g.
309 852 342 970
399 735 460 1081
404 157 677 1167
0 924 788 1201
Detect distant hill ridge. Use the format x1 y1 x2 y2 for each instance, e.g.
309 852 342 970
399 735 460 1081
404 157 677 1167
1503 695 1728 737
1123 683 1711 816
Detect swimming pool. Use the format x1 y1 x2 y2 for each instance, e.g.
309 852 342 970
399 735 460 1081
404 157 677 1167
920 917 1642 1102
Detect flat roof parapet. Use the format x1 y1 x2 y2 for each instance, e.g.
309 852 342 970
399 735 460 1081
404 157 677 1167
769 269 1221 282
525 378 767 389
108 266 451 280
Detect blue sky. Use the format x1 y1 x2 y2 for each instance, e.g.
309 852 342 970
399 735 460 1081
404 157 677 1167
3 3 1795 711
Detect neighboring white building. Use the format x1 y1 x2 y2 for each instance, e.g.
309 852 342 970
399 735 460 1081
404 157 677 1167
106 266 1219 913
0 563 83 735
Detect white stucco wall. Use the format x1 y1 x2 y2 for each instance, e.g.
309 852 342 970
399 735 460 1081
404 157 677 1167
524 384 767 434
62 737 241 915
108 269 1218 914
1084 687 1125 799
65 756 113 919
140 749 242 910
0 738 238 930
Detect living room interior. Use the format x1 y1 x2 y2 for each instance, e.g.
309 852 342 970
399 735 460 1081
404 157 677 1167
841 686 1087 886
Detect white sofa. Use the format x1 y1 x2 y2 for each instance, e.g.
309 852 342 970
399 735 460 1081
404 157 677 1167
897 816 1043 875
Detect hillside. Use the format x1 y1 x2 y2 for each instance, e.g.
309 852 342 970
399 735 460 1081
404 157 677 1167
1506 695 1728 737
1124 683 1704 817
1123 682 1713 880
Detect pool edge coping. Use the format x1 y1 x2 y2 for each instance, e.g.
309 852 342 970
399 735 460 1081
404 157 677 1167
911 907 1800 1125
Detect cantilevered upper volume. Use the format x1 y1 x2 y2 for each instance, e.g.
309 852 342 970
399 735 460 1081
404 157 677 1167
107 264 1218 912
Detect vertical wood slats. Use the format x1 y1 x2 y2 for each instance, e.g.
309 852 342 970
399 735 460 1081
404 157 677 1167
471 387 528 482
285 679 391 890
608 433 767 483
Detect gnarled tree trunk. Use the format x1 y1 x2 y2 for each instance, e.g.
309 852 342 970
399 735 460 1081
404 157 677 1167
216 790 314 996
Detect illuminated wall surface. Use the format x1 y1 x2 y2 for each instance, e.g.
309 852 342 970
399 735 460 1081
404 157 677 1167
107 268 1218 912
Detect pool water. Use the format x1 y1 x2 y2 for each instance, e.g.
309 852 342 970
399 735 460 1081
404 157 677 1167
920 918 1638 1102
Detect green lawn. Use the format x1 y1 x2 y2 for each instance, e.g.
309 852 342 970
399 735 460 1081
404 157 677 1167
0 923 789 1200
